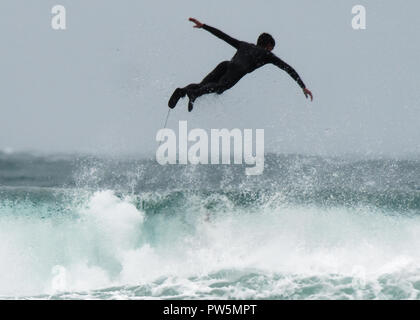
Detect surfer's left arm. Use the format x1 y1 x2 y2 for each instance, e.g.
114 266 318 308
269 54 313 101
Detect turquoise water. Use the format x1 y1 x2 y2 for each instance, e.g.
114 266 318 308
1 152 420 299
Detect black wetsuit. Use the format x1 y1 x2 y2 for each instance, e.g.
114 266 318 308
169 24 306 111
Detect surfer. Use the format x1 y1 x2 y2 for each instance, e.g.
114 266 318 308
169 18 313 112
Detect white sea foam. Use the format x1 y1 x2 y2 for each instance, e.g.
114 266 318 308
1 190 420 299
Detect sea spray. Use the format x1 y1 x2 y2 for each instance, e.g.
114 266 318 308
1 153 420 299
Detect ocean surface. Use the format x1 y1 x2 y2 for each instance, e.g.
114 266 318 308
1 151 420 300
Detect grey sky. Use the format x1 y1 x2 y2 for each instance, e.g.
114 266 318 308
0 0 419 157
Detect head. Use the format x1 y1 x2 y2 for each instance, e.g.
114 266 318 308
257 33 275 51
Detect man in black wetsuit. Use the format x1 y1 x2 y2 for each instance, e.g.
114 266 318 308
169 18 313 112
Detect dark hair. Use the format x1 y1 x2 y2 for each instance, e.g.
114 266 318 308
257 33 275 48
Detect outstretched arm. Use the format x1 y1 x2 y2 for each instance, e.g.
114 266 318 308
270 54 313 101
189 18 241 49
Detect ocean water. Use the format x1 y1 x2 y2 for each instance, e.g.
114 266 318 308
1 151 420 300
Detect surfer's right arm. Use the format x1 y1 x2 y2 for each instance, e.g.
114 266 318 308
189 18 241 49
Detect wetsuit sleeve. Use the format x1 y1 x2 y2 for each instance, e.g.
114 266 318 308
269 54 306 89
202 24 241 49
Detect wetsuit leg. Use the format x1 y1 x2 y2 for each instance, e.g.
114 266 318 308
186 75 241 112
183 61 230 96
186 64 243 111
168 61 229 109
199 61 230 85
190 77 238 96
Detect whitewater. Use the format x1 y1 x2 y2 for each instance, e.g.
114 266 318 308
1 152 420 299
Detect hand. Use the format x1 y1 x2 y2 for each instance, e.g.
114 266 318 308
189 17 204 28
303 88 313 101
